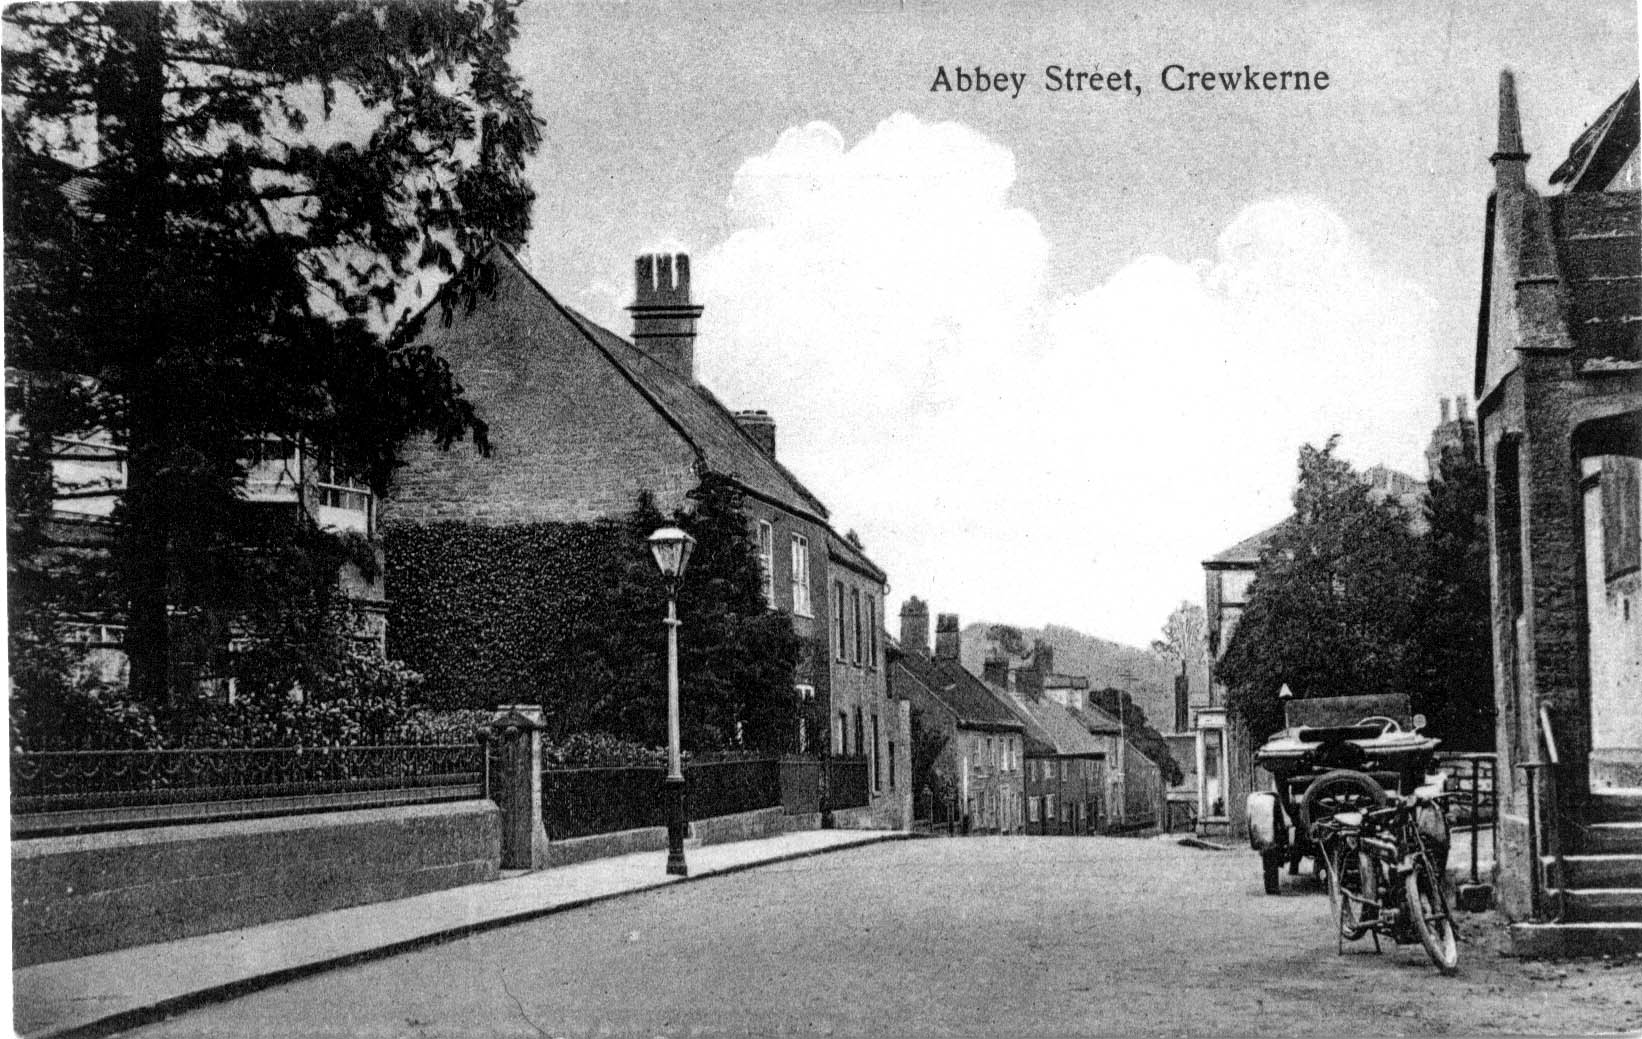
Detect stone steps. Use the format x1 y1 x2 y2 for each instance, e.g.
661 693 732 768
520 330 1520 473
1589 789 1642 824
1577 821 1642 855
1508 921 1642 957
1543 887 1642 922
1547 853 1642 888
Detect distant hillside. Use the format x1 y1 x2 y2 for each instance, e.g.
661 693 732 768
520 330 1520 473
959 622 1209 734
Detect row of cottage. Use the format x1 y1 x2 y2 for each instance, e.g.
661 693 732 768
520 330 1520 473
12 237 1168 834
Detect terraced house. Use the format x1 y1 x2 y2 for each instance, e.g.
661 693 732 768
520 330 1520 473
891 600 1026 833
383 248 909 826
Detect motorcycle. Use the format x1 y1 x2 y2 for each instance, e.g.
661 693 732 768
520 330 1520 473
1311 771 1459 975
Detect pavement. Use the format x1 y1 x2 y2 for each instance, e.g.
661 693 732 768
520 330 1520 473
11 828 911 1039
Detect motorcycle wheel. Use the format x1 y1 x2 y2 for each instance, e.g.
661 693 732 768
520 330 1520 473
1406 857 1459 975
1327 846 1376 941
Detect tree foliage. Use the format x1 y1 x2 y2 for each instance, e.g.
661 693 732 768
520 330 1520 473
1088 687 1184 786
4 0 541 708
907 705 952 800
1408 444 1495 750
986 624 1030 659
1216 436 1428 740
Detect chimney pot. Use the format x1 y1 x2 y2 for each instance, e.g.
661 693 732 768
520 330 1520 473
733 409 777 457
899 597 930 658
934 613 961 662
1440 398 1451 424
628 252 703 381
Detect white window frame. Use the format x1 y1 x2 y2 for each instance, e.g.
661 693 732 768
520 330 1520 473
757 520 775 608
867 595 878 669
834 580 848 660
790 534 812 617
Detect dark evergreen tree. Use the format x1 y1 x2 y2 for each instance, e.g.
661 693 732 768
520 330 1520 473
1216 436 1425 740
550 474 804 753
1089 687 1184 786
1409 444 1495 750
4 1 540 717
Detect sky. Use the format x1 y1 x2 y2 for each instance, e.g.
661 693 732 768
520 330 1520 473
503 0 1639 646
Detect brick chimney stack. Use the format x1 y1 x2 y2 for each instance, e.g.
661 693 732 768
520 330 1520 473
934 613 961 662
899 597 929 658
734 409 776 457
628 254 703 381
982 656 1009 689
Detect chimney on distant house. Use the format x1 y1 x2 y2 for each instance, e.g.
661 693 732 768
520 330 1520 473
1031 641 1055 676
1440 398 1452 424
982 656 1009 689
934 613 961 662
733 409 776 457
899 597 930 658
628 254 703 381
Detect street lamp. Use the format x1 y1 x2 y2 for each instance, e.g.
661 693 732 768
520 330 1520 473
648 525 696 876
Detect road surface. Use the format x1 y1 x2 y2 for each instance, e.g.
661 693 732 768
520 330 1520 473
122 836 1642 1037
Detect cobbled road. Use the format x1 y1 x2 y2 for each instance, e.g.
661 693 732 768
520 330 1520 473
122 836 1642 1038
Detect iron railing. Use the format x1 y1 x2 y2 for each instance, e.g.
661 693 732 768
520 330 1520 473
1435 751 1498 888
10 743 484 836
540 756 788 840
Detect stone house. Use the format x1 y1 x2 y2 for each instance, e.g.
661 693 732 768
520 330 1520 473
1471 72 1641 951
827 530 912 827
4 369 386 693
891 600 1026 833
383 248 908 826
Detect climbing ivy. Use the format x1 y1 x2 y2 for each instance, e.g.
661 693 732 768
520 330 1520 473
385 474 803 753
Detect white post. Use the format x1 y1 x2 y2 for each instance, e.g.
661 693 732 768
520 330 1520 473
666 594 683 782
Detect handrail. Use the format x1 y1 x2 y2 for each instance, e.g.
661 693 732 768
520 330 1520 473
1539 705 1560 765
1526 705 1567 923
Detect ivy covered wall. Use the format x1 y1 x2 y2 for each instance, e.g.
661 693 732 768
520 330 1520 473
384 476 803 752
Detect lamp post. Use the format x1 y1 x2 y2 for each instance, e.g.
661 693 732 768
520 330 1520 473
648 526 696 877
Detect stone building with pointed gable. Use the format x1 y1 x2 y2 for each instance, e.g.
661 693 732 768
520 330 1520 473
1472 72 1641 949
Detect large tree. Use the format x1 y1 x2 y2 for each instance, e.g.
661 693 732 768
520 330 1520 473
1216 437 1425 739
1151 600 1208 732
1408 443 1495 750
4 1 540 710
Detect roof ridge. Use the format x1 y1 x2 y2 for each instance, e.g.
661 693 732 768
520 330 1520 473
491 247 707 461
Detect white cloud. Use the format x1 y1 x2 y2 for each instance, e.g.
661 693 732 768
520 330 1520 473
693 114 1439 645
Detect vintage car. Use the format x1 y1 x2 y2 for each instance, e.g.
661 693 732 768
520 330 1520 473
1246 691 1442 894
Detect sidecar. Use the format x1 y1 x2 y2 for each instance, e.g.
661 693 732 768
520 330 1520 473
1247 693 1441 895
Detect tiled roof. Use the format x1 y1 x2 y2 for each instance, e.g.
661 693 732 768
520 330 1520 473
1551 80 1640 191
1006 692 1108 757
1068 703 1123 737
1549 191 1642 370
826 529 887 583
560 295 832 522
895 652 1024 732
1204 520 1287 567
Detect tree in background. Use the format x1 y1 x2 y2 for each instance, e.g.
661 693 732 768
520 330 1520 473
1089 687 1184 786
1408 443 1495 750
1216 437 1425 740
985 624 1030 659
1151 601 1208 733
5 1 539 717
907 705 953 810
